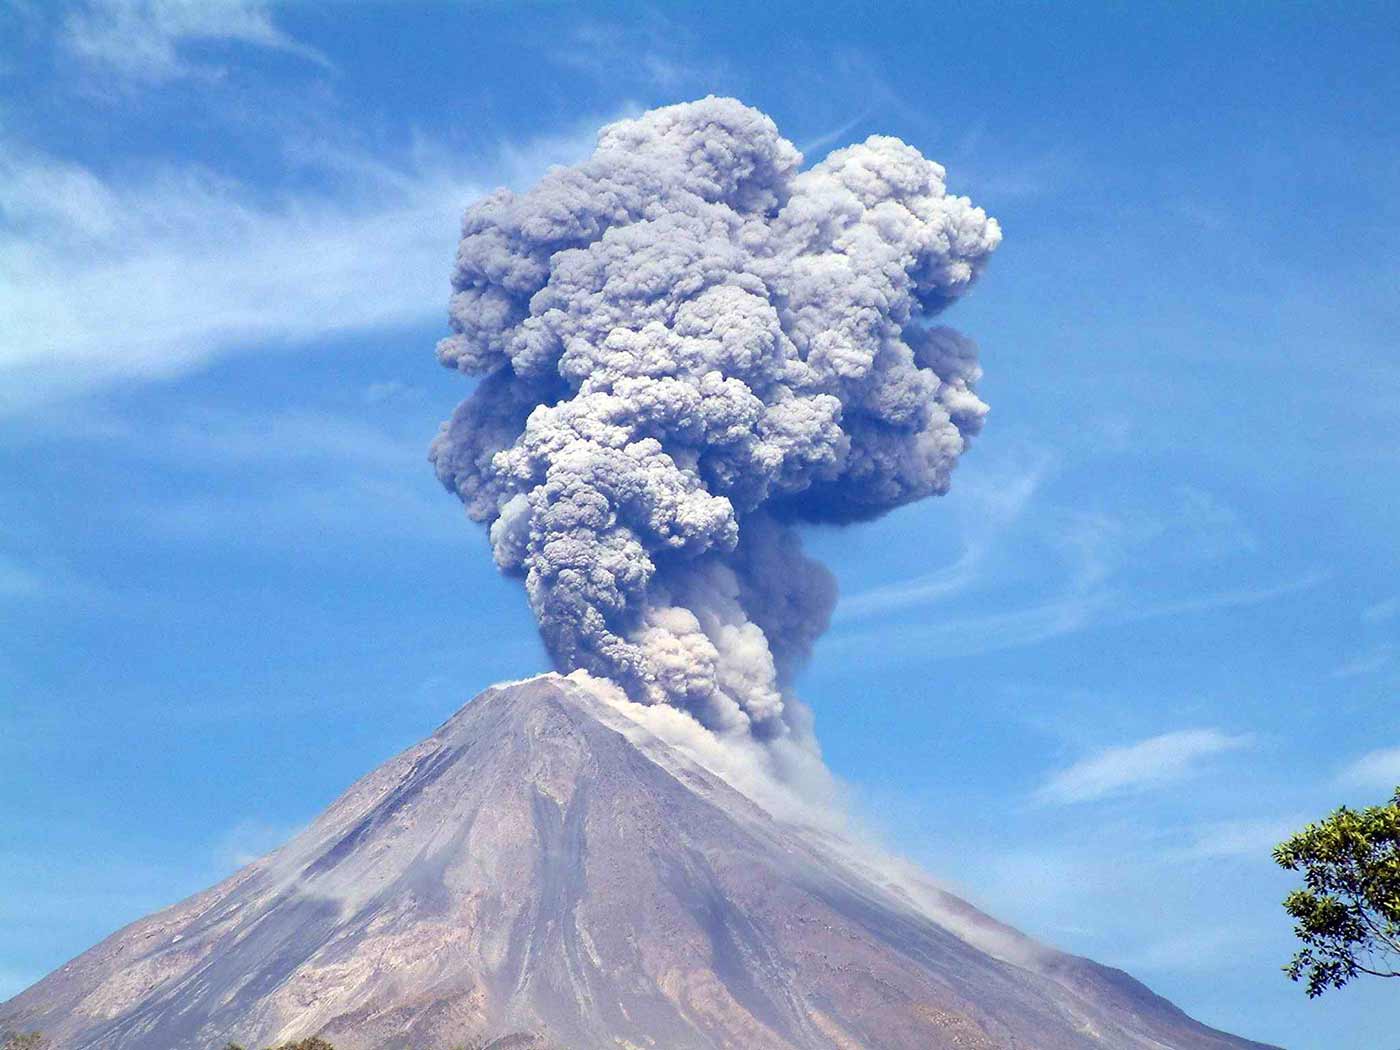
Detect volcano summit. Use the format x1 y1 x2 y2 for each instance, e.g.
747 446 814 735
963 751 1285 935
2 675 1277 1050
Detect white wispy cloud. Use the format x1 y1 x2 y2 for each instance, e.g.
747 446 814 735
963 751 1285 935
1363 596 1399 623
0 552 46 599
137 475 461 547
363 379 418 406
63 0 327 83
0 127 599 415
137 407 427 472
837 468 1270 641
1337 745 1400 793
1034 729 1255 806
836 448 1054 622
796 110 873 159
1109 924 1266 974
92 403 463 546
0 400 463 552
1119 570 1327 622
1176 816 1303 861
0 550 106 607
829 569 1326 665
836 549 987 623
0 149 466 411
1332 647 1393 679
554 14 732 93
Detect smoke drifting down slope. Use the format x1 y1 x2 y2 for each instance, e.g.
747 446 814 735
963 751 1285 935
0 675 1281 1050
430 97 1000 747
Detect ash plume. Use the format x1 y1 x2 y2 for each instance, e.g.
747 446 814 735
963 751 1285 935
430 97 1000 751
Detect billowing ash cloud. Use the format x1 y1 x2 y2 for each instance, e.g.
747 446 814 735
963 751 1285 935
431 97 999 750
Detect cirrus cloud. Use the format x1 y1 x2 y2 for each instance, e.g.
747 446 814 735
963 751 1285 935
1337 745 1400 793
62 0 327 83
1035 728 1255 806
0 124 604 415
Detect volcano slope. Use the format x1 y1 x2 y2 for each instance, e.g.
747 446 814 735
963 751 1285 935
2 674 1279 1050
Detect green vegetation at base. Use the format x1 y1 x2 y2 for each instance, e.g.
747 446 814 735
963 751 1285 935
1274 785 1400 996
1 1032 49 1050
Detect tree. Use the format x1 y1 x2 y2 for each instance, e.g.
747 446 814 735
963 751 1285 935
1274 785 1400 996
1 1033 48 1050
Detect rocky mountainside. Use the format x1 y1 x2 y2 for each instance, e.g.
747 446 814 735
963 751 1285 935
2 674 1280 1050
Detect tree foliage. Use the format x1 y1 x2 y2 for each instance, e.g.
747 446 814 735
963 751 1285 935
1 1032 48 1050
1274 785 1400 996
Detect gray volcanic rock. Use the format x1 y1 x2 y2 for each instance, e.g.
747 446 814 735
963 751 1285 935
2 675 1279 1050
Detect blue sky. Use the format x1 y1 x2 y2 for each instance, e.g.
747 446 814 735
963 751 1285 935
2 2 1398 1047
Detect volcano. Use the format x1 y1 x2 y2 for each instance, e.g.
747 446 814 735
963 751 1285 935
2 675 1277 1050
